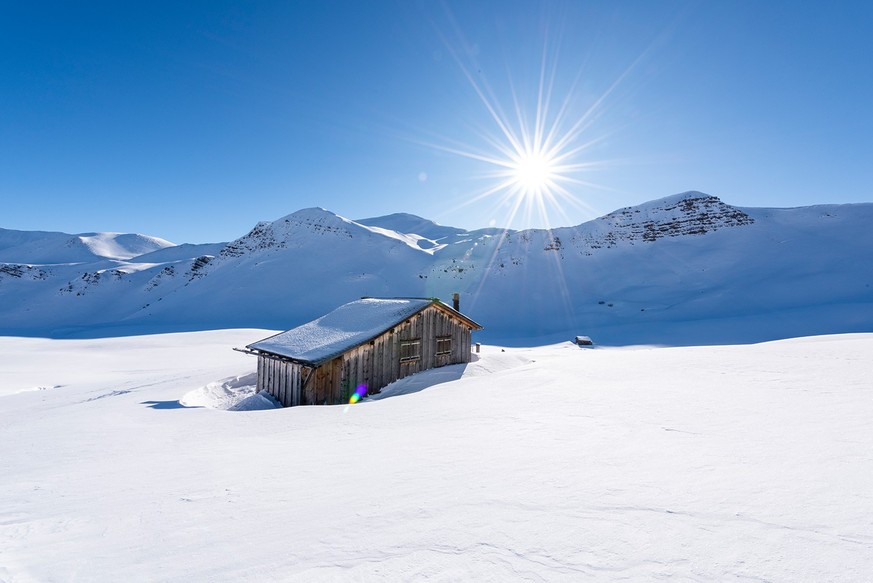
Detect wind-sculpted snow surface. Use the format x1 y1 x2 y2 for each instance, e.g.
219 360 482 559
0 192 871 344
1 331 872 580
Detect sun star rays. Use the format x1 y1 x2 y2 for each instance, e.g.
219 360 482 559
411 6 659 323
415 15 629 232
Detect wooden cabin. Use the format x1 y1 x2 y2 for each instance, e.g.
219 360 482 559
241 297 482 407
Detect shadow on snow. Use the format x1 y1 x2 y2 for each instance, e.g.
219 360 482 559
141 400 202 410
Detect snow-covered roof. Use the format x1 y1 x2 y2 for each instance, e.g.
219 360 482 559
247 298 437 365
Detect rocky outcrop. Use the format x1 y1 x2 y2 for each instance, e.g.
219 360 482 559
565 192 754 254
598 192 754 241
0 264 48 282
219 222 280 258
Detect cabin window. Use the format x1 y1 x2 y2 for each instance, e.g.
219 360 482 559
436 336 452 356
399 339 421 362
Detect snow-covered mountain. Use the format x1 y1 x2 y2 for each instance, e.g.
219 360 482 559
0 227 174 263
2 191 871 344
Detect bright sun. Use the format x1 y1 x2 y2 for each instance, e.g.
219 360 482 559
420 60 603 226
510 149 558 196
415 18 621 229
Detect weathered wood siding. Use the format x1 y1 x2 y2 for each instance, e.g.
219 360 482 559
258 303 476 407
338 303 473 401
257 355 309 407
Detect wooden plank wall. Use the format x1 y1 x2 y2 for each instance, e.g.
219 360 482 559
338 304 474 402
257 304 476 407
307 357 342 406
258 355 304 407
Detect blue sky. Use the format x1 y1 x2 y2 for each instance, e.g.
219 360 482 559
2 1 872 243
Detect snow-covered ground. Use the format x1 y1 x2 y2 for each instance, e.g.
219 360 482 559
2 330 872 581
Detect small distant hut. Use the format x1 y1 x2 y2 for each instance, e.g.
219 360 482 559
240 296 482 407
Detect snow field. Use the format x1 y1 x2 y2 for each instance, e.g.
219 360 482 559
1 331 872 581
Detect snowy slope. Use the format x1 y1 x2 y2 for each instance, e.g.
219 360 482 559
1 192 871 344
356 212 467 241
0 227 174 263
121 208 437 333
1 330 871 581
358 212 509 250
449 194 873 344
127 242 226 263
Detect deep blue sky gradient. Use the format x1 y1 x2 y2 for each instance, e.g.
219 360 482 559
2 1 872 242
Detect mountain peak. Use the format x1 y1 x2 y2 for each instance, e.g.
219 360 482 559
219 207 369 259
649 190 717 204
279 207 337 220
589 191 754 244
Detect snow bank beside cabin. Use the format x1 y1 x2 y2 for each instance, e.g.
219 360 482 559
179 372 281 411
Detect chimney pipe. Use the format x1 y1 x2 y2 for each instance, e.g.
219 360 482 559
452 292 460 312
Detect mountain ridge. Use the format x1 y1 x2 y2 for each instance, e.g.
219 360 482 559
1 191 871 345
0 227 174 263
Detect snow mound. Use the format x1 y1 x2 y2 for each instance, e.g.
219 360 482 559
368 363 468 400
368 344 534 400
181 372 262 410
228 391 281 411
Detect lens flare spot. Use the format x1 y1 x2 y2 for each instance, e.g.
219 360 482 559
343 384 367 413
349 384 367 404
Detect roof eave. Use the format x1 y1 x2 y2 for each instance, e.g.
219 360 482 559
243 346 321 367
